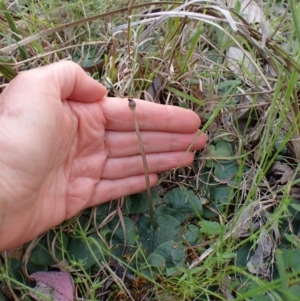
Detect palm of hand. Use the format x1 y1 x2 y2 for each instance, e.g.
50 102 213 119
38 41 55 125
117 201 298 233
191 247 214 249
0 88 105 246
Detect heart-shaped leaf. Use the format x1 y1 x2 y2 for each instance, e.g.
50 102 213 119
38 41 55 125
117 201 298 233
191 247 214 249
280 248 300 271
147 253 166 270
214 161 239 181
163 187 202 219
128 190 159 214
199 220 224 236
209 184 232 205
137 215 182 254
206 141 233 167
109 216 137 258
109 216 137 246
152 241 186 276
67 233 108 270
155 205 193 223
27 230 68 267
183 224 201 245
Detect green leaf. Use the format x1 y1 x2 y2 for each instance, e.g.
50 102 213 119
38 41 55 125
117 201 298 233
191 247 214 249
155 215 182 245
236 242 254 268
27 230 68 267
209 185 231 205
152 241 186 276
287 203 300 221
206 49 221 64
274 136 288 154
280 248 300 271
123 196 132 215
136 216 154 253
283 233 300 248
155 204 194 223
94 202 111 222
179 102 189 109
199 220 224 235
288 285 300 299
202 206 218 218
164 187 202 217
26 262 48 275
217 80 241 89
208 141 233 158
275 249 289 292
109 216 137 246
137 215 182 254
155 187 203 223
214 130 235 143
67 233 108 270
8 258 24 283
147 253 166 270
222 252 237 259
214 161 239 181
94 201 131 222
72 46 104 69
206 141 234 168
128 190 159 214
237 280 271 301
183 224 201 245
290 202 300 212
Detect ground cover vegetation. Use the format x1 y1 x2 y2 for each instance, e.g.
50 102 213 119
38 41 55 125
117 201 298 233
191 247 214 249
0 0 300 300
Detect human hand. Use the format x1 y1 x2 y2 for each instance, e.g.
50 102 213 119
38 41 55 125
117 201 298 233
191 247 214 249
0 61 207 251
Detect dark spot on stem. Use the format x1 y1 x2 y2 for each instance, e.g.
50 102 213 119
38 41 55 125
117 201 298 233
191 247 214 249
128 98 136 110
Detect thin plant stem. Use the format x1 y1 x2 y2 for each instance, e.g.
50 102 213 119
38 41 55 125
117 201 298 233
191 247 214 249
128 98 156 229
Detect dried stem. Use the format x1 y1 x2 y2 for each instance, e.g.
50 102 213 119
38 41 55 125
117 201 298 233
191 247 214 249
128 98 156 229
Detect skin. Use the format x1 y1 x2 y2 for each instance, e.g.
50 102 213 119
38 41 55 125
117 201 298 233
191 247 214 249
0 61 207 251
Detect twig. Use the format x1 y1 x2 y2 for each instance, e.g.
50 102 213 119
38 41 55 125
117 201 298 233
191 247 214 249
102 261 135 301
128 98 156 229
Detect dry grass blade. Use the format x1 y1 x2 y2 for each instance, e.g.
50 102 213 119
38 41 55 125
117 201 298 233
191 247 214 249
0 1 178 54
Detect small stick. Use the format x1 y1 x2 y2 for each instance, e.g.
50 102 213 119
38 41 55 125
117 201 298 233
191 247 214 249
128 98 156 229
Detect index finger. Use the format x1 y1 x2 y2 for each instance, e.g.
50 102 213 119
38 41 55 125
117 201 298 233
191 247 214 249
11 61 107 103
100 97 201 133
